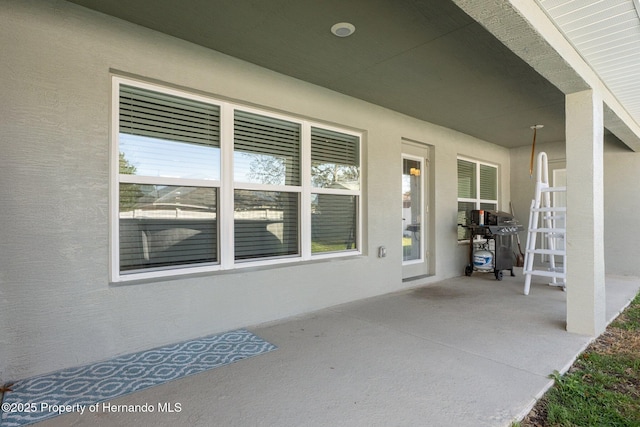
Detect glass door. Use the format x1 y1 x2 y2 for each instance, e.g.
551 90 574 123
401 141 431 280
402 155 423 264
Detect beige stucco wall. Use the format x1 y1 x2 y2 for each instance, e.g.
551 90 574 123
0 0 511 380
602 140 640 276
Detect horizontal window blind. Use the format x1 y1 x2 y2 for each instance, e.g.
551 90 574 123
119 85 221 180
120 85 220 148
480 202 497 211
457 201 475 240
234 190 299 260
457 159 476 199
311 127 359 165
234 110 300 185
311 127 359 189
480 164 497 200
119 184 217 271
312 194 357 253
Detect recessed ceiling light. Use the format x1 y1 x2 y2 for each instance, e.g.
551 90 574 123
331 22 355 37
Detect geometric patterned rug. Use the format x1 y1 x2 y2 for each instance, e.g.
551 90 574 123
0 330 277 427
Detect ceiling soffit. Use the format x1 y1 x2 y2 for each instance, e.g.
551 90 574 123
67 0 568 147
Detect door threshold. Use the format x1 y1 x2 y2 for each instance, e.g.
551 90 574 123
402 273 432 283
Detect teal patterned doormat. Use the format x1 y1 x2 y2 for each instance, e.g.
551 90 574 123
0 329 276 426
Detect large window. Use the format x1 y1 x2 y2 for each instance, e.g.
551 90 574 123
457 157 498 240
112 77 361 281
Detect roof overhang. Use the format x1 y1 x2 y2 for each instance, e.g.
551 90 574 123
66 0 640 150
453 0 640 151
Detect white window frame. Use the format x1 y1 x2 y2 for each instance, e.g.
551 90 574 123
111 76 361 282
457 156 499 242
308 123 361 259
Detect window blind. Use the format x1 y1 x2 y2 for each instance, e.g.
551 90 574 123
311 194 357 253
311 127 359 166
311 127 359 189
120 85 220 148
480 164 497 200
457 159 476 199
119 184 218 271
457 201 475 240
234 110 300 185
234 190 299 260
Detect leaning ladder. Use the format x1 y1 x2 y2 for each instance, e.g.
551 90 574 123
523 152 566 295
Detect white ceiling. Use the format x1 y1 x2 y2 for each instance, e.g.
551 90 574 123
538 0 640 128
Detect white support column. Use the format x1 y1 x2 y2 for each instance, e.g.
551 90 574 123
565 89 606 336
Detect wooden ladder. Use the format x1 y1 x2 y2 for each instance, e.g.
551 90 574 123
523 152 566 295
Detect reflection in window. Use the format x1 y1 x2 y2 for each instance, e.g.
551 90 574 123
402 158 421 262
234 111 300 185
311 194 357 253
119 185 217 271
234 190 299 260
119 84 221 181
119 135 220 180
311 127 359 189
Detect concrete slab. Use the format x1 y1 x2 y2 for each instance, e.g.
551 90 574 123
29 273 639 427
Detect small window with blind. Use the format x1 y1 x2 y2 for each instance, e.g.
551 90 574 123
112 77 361 281
310 127 359 254
457 157 498 241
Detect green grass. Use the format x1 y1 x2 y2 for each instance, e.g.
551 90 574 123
544 355 640 426
516 292 640 427
611 293 640 331
311 241 351 253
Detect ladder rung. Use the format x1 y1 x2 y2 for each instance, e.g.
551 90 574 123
529 228 565 234
524 269 566 278
540 186 566 192
526 249 565 256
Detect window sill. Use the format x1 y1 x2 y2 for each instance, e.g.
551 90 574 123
110 252 364 286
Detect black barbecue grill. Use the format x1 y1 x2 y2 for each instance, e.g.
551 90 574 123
461 210 524 280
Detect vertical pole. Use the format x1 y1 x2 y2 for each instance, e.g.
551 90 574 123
565 89 606 336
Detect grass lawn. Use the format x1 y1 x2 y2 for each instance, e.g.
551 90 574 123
516 292 640 426
311 241 352 253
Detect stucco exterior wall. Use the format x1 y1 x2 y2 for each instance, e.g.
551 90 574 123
0 0 511 380
602 141 640 276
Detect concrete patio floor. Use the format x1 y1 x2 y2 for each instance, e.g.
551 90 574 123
34 272 640 427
